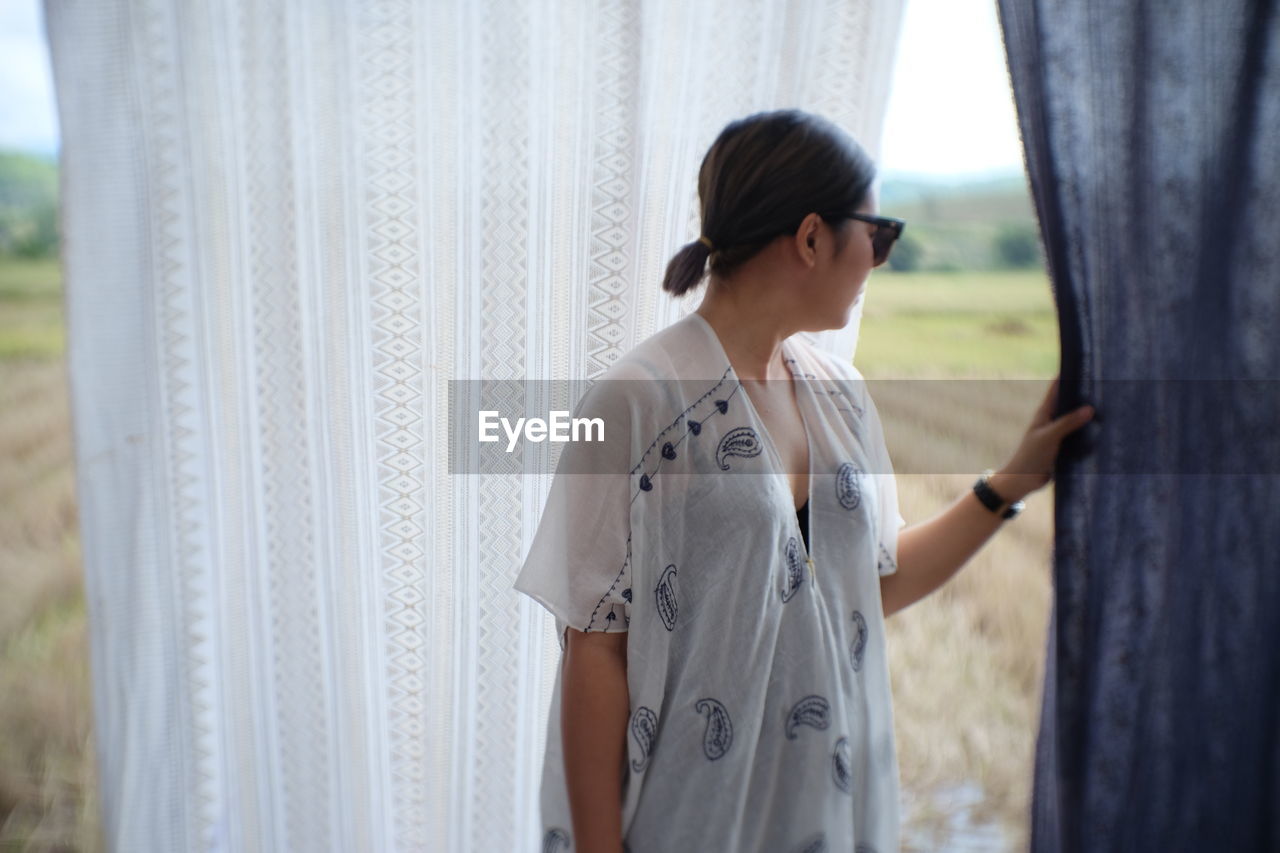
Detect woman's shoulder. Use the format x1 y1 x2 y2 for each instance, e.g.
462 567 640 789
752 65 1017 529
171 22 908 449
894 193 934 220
573 318 700 418
786 334 877 422
595 313 726 383
576 314 735 445
787 332 866 384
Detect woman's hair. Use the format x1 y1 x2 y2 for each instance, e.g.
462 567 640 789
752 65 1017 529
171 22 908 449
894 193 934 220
662 108 877 297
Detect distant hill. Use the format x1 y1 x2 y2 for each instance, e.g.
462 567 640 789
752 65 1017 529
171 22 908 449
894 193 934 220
0 151 1043 270
876 168 1043 272
879 168 1030 206
0 150 59 258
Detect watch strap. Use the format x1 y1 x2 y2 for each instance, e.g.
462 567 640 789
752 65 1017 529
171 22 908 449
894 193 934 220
974 468 1024 519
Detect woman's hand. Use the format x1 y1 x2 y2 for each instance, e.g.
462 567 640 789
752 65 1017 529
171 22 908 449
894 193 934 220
990 375 1095 503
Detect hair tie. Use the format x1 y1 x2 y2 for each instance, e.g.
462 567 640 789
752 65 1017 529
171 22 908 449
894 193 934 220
698 235 715 252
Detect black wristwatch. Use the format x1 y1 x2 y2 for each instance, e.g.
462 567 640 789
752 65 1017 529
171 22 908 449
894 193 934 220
973 468 1025 519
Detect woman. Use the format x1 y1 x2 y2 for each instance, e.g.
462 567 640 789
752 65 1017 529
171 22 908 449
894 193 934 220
513 108 1094 853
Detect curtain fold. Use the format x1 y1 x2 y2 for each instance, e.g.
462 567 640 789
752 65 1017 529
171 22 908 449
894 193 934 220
42 0 908 849
996 1 1280 849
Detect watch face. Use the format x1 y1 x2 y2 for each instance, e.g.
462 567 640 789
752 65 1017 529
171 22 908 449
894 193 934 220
973 476 1005 513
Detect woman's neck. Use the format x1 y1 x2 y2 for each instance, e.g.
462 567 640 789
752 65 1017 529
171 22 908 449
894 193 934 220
694 290 795 383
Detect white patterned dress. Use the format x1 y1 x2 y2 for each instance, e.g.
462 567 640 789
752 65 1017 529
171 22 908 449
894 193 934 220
514 311 907 853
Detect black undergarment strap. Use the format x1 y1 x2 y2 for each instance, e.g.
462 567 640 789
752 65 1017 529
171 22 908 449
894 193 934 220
796 498 810 552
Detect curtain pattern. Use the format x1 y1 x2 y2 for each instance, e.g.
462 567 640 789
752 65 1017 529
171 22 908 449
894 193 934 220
996 1 1280 849
43 1 907 849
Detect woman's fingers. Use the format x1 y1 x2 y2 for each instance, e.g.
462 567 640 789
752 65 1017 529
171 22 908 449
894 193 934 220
1051 403 1095 437
1032 375 1060 425
1034 376 1096 436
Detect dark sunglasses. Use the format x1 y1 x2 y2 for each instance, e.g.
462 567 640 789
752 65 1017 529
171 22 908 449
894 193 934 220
824 212 906 266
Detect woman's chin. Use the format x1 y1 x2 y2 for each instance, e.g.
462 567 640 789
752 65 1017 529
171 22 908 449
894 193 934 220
807 303 856 332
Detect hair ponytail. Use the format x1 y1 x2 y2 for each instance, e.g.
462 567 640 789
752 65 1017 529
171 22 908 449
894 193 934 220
661 239 715 296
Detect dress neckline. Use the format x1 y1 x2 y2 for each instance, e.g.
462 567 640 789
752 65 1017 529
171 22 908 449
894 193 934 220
687 311 814 514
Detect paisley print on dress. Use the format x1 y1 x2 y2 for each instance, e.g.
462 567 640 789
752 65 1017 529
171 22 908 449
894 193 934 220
541 827 570 853
654 564 679 631
630 706 658 773
792 832 827 853
832 736 853 794
716 426 762 470
877 542 896 574
849 610 868 673
835 401 865 437
782 536 805 602
695 697 733 759
784 694 831 740
836 461 862 510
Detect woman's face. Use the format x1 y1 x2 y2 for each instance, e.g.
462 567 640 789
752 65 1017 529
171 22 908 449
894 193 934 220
813 197 879 328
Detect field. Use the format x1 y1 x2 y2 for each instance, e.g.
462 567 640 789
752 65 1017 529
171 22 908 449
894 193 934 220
0 257 1061 851
860 267 1060 850
0 257 95 850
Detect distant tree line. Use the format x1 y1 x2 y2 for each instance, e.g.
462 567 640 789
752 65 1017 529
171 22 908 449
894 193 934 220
0 204 58 258
992 223 1042 269
2 155 1048 269
886 222 1044 273
0 151 59 260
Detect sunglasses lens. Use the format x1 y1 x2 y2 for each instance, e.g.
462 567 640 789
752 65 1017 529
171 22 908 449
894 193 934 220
873 230 893 265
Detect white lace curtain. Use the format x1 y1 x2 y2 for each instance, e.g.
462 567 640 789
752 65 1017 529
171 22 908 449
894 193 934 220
43 0 906 849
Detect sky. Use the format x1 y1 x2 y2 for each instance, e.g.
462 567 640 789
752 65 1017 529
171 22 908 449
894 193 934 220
1 0 1024 178
0 0 55 157
880 0 1025 177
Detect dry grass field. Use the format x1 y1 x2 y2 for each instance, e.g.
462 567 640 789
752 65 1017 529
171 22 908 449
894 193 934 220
885 424 1057 851
862 270 1060 851
0 358 98 851
0 259 1060 851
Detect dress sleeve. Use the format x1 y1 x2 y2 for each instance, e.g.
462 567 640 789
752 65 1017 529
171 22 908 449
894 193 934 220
513 379 634 648
861 380 906 578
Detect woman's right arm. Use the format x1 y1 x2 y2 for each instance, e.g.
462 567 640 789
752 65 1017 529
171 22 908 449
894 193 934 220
561 627 629 853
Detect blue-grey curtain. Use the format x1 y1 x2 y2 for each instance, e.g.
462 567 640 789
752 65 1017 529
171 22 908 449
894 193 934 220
995 1 1280 850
